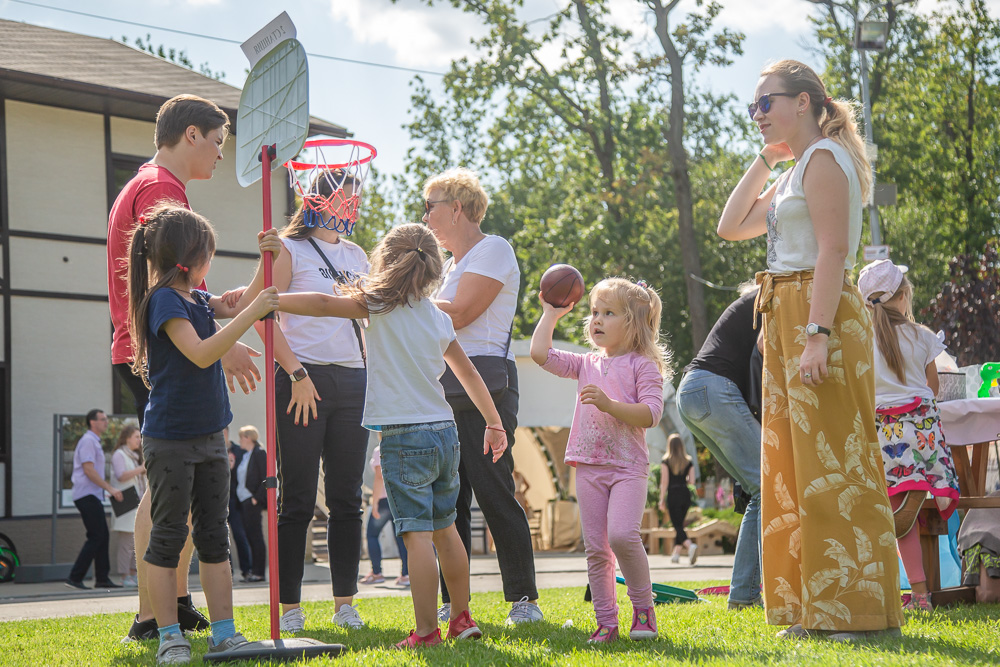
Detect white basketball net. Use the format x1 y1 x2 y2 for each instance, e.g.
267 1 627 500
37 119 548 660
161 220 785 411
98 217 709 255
286 140 376 236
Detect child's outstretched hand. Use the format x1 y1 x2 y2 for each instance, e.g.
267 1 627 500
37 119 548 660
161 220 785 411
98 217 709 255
538 292 576 319
220 286 246 309
250 286 280 320
580 384 612 413
258 229 283 258
484 424 508 463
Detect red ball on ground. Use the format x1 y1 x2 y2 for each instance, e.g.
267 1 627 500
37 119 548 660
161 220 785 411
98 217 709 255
540 264 585 308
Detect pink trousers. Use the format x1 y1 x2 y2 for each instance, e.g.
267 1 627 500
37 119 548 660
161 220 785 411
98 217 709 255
576 463 653 626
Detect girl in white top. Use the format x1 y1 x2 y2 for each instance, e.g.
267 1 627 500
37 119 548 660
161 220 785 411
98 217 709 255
858 259 960 612
718 59 903 640
110 424 146 587
265 222 508 649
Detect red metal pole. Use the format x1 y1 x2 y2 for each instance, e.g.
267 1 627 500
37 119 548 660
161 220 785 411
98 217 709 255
261 144 280 641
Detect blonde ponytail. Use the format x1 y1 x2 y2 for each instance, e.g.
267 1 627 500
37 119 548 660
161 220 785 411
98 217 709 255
760 60 873 203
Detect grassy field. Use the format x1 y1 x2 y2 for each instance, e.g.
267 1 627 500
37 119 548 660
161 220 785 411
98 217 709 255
2 583 998 666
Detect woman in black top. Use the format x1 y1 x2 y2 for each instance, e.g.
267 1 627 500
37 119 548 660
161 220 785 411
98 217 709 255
658 434 697 564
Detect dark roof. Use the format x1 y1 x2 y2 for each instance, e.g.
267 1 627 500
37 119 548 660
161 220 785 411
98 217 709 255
0 18 347 137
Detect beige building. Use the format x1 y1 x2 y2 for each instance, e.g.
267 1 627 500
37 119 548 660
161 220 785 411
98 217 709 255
0 19 346 565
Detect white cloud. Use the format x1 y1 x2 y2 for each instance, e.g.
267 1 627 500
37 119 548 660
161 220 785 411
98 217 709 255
327 0 486 69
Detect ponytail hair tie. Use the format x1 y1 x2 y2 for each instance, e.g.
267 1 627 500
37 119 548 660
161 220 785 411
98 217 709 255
824 96 833 107
138 216 147 226
409 247 424 255
176 263 189 273
637 280 648 289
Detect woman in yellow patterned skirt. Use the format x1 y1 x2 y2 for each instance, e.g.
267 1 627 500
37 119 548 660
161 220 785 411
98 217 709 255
717 60 904 641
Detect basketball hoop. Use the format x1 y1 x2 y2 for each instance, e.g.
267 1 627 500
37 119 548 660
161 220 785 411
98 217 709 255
286 138 377 236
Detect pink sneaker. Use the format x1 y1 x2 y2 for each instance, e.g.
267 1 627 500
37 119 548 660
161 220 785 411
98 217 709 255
629 606 657 639
395 628 443 649
447 609 483 640
903 592 933 612
587 624 619 643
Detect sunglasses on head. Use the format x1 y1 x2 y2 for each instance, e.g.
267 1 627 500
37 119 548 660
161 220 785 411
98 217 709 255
747 92 800 120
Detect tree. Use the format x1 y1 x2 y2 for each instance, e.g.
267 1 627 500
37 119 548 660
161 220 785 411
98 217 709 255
922 242 1000 366
809 0 1000 312
121 34 225 80
397 1 746 360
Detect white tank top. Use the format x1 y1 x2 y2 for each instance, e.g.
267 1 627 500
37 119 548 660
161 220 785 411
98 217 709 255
280 236 369 367
766 138 863 273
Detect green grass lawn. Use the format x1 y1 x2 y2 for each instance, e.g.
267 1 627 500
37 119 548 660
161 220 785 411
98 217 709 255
2 583 999 666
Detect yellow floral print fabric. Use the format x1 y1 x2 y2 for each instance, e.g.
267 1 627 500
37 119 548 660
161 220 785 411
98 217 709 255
755 270 904 631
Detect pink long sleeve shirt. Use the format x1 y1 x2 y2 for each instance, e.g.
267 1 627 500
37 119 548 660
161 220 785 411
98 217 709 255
541 349 664 472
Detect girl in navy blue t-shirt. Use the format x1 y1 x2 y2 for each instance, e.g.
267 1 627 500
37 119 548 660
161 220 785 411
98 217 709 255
126 203 279 663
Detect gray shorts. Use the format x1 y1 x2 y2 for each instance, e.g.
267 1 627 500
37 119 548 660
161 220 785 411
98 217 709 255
142 431 231 568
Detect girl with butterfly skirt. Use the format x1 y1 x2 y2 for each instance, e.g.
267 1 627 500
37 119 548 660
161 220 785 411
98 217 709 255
858 260 960 612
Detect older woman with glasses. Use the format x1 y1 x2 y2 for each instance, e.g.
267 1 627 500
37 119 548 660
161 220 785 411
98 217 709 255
422 168 542 626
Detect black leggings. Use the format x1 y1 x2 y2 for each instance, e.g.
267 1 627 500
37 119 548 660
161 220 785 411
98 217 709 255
667 486 691 546
114 363 150 429
275 364 368 603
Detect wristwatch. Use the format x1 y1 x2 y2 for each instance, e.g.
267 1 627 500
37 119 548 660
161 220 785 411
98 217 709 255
289 367 309 382
805 323 831 337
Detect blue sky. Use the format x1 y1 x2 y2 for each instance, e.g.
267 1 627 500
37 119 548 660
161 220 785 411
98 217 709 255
0 0 986 178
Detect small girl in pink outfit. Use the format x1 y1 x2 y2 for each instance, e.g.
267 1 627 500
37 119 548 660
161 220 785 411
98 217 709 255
530 277 672 643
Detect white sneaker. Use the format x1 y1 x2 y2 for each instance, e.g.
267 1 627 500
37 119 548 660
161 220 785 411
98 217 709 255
280 607 305 633
437 603 451 623
505 596 544 625
332 604 365 629
671 550 681 564
688 543 699 565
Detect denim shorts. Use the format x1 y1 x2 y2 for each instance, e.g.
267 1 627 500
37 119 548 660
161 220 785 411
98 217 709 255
379 421 460 535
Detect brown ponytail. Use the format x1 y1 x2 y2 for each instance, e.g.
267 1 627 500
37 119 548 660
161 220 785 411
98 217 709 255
869 276 916 384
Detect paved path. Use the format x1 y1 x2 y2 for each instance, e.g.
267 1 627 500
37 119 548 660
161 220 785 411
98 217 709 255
0 552 733 622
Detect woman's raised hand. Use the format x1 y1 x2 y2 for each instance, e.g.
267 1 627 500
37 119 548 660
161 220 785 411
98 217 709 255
258 229 283 258
250 286 280 320
761 142 794 165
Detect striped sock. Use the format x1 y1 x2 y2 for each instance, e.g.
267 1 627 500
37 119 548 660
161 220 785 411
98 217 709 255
211 618 236 642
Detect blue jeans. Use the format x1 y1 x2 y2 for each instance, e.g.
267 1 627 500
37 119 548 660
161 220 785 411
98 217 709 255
677 369 762 605
367 498 408 576
380 421 461 535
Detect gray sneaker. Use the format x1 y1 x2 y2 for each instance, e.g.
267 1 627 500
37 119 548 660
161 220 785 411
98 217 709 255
437 603 451 623
505 597 543 625
280 607 306 633
206 633 250 654
332 604 365 629
156 633 191 665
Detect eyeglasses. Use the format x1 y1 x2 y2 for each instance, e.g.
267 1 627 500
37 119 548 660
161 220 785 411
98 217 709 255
747 92 800 120
424 199 449 213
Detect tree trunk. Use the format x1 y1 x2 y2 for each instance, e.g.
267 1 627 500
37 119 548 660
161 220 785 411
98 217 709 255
651 1 709 352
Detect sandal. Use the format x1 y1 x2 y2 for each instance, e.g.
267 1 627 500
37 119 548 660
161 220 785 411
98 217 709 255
893 491 923 538
359 572 385 585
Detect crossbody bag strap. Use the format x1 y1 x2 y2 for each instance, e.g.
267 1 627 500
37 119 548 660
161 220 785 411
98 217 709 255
306 238 367 366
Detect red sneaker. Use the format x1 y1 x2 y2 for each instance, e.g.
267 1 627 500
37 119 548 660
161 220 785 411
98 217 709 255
447 609 483 640
395 628 443 649
629 606 657 639
587 624 619 643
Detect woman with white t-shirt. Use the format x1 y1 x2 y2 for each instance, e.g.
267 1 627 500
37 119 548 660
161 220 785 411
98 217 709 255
423 168 541 625
717 60 902 640
241 173 370 634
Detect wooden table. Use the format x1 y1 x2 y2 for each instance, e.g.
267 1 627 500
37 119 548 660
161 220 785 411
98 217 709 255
919 398 1000 605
